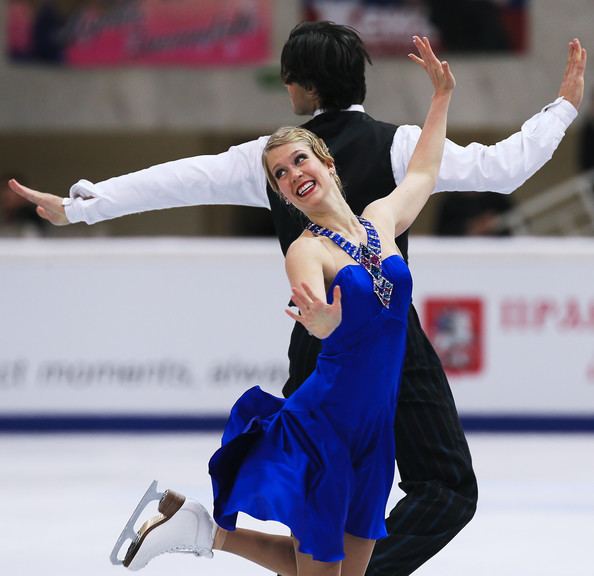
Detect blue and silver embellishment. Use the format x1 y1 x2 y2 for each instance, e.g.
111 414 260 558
306 216 393 308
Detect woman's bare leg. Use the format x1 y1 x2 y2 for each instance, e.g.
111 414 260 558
212 528 372 576
292 536 341 576
340 534 375 576
215 527 297 576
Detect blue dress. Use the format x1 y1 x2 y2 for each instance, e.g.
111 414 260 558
208 222 412 563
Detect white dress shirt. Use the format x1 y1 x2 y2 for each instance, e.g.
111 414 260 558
64 98 577 225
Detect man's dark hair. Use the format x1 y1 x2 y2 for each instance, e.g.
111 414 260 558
281 21 372 111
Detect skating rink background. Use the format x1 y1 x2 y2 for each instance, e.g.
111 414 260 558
1 238 593 575
2 0 593 572
1 432 593 576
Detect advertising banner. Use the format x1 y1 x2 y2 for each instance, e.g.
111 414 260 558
302 0 529 56
0 238 592 430
7 0 271 66
0 240 289 417
411 239 594 418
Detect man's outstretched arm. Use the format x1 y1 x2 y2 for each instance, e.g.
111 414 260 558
9 135 271 226
391 38 587 193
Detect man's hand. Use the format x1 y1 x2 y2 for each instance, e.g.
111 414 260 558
559 38 587 110
7 179 69 226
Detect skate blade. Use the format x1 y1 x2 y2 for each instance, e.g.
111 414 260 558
110 480 164 566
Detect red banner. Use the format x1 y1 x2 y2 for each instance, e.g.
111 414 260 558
302 0 529 57
7 0 271 67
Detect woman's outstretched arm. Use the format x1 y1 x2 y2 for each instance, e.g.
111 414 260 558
365 36 455 237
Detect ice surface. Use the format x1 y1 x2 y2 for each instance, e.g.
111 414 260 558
1 433 592 576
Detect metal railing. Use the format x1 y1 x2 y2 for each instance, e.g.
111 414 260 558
496 170 594 235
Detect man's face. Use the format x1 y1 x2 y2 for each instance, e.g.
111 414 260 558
285 83 319 116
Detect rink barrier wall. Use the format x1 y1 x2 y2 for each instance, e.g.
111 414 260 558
2 237 594 433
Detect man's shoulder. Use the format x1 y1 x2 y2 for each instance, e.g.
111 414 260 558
301 111 398 138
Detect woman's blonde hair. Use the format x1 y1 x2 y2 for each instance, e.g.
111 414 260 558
262 126 343 197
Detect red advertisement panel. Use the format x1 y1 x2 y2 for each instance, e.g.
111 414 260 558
7 0 271 67
423 298 484 375
302 0 529 56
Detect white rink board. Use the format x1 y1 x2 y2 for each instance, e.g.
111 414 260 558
409 238 594 416
0 239 290 415
0 237 593 418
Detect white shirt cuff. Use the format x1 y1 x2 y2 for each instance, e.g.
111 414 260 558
543 97 578 128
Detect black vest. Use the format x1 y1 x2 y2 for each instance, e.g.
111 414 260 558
266 111 409 261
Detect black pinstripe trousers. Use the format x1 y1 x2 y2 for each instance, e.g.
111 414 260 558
283 305 478 576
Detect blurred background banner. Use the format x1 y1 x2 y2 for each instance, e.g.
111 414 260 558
7 0 272 66
302 0 529 56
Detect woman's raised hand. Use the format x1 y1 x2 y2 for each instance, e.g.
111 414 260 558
408 36 455 96
285 283 342 340
7 179 69 226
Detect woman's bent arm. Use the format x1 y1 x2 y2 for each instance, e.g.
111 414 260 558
365 36 454 237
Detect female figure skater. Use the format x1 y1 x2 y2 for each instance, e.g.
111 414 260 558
113 35 454 576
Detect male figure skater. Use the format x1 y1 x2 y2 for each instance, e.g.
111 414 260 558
10 22 586 576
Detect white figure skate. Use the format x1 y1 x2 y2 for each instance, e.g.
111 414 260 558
110 480 217 571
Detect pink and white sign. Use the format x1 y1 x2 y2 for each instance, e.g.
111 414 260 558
7 0 271 67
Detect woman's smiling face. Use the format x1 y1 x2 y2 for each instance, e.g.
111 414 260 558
266 141 335 208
